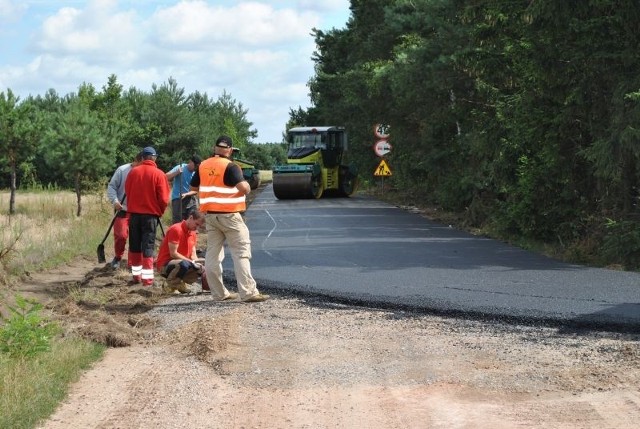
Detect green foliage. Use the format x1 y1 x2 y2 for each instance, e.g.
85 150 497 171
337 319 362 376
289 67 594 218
41 96 117 216
1 75 266 193
0 295 59 359
297 0 640 267
0 90 43 213
242 142 287 169
601 219 640 269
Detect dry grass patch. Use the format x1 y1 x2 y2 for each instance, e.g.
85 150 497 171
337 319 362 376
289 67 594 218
47 264 165 347
0 191 112 285
259 170 273 182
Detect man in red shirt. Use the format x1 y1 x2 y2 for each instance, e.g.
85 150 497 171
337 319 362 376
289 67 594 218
124 146 170 286
156 211 206 294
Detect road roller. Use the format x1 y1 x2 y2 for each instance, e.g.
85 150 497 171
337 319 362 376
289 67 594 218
272 126 359 199
232 149 261 190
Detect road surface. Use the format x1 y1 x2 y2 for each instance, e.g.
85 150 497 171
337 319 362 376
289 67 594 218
244 185 640 331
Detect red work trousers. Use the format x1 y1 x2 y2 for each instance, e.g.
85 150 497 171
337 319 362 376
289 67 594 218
113 212 130 260
128 214 159 286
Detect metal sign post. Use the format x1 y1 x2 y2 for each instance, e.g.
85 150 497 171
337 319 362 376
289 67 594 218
373 123 392 196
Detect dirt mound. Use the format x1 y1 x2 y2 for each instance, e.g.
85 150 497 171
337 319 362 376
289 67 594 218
42 262 164 347
163 309 242 372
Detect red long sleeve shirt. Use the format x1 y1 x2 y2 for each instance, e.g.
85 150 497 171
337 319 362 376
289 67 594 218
124 160 170 216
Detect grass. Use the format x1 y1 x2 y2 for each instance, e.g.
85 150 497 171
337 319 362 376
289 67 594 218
66 284 122 307
0 339 105 429
259 169 272 182
0 188 113 429
0 190 113 282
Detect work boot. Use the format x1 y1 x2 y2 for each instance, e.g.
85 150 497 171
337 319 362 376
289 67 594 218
110 257 121 269
216 292 238 302
162 280 176 295
242 293 270 303
175 282 192 294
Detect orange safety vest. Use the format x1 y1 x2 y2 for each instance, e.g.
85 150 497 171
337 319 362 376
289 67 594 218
198 156 246 213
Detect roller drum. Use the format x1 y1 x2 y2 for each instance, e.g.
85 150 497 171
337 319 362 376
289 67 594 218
273 172 320 199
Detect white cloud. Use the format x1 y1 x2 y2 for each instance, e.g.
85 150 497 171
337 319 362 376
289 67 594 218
33 1 140 64
149 1 318 48
0 0 27 22
0 0 350 142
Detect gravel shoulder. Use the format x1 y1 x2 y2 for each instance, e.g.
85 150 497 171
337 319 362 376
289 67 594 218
36 279 640 429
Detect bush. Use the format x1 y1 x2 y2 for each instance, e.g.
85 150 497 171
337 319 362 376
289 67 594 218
0 295 59 359
601 219 640 269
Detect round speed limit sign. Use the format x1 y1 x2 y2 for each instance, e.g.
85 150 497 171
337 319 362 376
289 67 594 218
374 123 390 139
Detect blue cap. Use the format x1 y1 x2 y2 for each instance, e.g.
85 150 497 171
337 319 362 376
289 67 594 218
141 146 157 156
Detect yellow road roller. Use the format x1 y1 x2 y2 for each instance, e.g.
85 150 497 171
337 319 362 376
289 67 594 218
272 126 358 199
232 150 261 190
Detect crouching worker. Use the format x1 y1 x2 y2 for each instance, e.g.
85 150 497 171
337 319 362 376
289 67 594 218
156 210 206 294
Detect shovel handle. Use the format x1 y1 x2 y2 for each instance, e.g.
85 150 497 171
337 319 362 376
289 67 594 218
99 194 126 245
99 212 119 246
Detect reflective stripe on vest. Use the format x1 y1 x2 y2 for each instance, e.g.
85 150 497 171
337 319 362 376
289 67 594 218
198 157 246 213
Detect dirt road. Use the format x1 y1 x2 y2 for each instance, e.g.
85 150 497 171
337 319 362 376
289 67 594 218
21 257 640 429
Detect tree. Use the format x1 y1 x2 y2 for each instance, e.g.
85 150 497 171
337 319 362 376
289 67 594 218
93 74 140 167
213 91 257 147
42 96 116 216
0 90 42 214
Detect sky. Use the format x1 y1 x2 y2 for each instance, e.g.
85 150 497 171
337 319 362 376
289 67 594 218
0 0 351 143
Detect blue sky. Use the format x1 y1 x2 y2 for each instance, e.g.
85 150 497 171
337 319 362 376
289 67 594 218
0 0 351 143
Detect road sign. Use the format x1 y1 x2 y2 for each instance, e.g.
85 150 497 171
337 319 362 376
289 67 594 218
374 159 392 176
373 140 392 157
374 123 390 139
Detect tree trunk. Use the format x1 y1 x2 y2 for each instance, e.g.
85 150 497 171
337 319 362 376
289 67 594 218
75 172 82 217
9 160 17 215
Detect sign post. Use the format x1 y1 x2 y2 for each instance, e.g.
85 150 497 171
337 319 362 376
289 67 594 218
373 124 391 194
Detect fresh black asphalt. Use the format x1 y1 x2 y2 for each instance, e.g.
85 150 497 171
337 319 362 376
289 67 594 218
239 184 640 332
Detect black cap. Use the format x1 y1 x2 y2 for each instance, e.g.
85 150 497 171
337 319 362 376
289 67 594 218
215 135 233 148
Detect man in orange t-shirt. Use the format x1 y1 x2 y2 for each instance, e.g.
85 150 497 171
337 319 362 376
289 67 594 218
156 211 205 294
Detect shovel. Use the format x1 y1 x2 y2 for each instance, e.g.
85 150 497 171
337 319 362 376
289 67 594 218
97 211 119 263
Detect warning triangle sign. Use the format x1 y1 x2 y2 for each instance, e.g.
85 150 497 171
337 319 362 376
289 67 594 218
374 159 392 176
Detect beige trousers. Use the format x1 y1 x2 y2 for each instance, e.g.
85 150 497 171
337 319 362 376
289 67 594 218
204 212 260 300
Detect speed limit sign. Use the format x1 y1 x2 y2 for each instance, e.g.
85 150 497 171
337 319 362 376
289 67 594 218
374 123 390 139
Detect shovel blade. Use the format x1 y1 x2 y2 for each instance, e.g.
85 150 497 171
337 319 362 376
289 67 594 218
97 244 106 263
